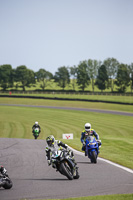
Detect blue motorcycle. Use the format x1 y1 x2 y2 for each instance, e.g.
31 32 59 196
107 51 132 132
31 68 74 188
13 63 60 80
85 136 99 163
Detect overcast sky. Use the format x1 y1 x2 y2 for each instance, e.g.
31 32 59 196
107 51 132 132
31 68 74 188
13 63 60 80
0 0 133 74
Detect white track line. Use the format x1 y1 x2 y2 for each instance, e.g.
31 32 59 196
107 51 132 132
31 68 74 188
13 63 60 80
69 146 133 174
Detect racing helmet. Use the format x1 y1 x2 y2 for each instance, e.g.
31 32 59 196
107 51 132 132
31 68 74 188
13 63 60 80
46 135 55 146
85 123 91 132
35 121 38 125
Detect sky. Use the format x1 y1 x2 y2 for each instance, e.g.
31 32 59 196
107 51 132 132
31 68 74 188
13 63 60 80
0 0 133 74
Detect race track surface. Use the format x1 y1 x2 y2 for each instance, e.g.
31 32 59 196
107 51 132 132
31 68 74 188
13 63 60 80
0 138 133 200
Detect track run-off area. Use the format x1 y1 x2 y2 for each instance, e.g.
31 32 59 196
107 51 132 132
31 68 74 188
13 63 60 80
0 104 133 200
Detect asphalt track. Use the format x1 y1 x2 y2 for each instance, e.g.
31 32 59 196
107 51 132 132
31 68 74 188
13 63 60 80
0 104 133 200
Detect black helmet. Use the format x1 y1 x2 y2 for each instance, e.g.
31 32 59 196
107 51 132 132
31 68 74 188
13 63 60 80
46 135 55 146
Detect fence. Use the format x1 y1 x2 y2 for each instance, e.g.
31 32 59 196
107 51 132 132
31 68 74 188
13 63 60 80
0 90 133 96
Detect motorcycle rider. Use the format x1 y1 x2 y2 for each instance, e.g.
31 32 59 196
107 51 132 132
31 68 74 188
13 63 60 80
81 123 101 156
0 166 13 189
32 121 41 134
45 135 76 167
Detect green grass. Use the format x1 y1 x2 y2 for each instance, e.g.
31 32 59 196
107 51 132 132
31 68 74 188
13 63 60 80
0 101 133 169
22 194 133 200
0 97 133 113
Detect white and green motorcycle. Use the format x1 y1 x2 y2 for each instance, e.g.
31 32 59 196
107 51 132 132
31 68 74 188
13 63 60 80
51 149 80 180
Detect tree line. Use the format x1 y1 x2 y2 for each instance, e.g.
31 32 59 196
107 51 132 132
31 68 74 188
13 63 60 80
0 57 133 93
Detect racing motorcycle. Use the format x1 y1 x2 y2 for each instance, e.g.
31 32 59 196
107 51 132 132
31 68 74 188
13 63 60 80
33 128 40 139
0 174 13 189
85 136 99 163
51 150 79 180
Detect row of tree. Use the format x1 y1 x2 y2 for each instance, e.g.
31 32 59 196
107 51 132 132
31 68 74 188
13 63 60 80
0 58 133 92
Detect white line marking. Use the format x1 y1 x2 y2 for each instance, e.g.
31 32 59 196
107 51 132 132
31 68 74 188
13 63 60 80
69 146 133 174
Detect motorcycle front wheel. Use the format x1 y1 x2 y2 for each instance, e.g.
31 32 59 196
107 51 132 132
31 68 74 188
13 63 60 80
33 134 38 139
60 161 73 180
91 151 97 163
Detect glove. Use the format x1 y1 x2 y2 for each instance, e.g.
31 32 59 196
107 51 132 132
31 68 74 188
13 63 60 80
97 140 102 146
97 139 101 143
68 149 74 157
66 147 71 153
47 160 51 166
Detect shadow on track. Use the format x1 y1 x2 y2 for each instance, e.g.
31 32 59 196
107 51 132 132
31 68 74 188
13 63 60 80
19 178 69 181
77 161 91 164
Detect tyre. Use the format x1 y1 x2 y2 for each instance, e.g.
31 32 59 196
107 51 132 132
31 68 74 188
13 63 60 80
60 162 73 180
91 151 97 163
34 134 38 139
3 179 13 189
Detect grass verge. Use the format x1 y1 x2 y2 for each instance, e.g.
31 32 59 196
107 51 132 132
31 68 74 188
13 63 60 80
1 92 133 104
0 97 133 113
22 193 133 200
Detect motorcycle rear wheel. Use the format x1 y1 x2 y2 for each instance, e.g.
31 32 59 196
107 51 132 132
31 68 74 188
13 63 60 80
3 179 13 189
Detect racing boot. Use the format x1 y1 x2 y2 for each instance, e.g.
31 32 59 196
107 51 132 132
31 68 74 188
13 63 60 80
73 166 80 179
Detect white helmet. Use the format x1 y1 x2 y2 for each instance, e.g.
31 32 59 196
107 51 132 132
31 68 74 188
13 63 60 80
85 123 91 131
35 121 38 125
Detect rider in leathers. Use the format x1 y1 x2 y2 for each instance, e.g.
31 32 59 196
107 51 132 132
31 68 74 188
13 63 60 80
32 121 41 134
81 123 101 155
45 135 76 167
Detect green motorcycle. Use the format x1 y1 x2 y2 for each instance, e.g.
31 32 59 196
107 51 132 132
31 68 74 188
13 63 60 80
33 128 40 139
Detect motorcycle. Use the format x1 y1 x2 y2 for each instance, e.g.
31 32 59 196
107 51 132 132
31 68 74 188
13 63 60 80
85 136 99 163
51 150 79 180
33 128 40 139
0 174 13 189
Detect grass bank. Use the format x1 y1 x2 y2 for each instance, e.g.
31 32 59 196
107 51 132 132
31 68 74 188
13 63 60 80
0 97 133 113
